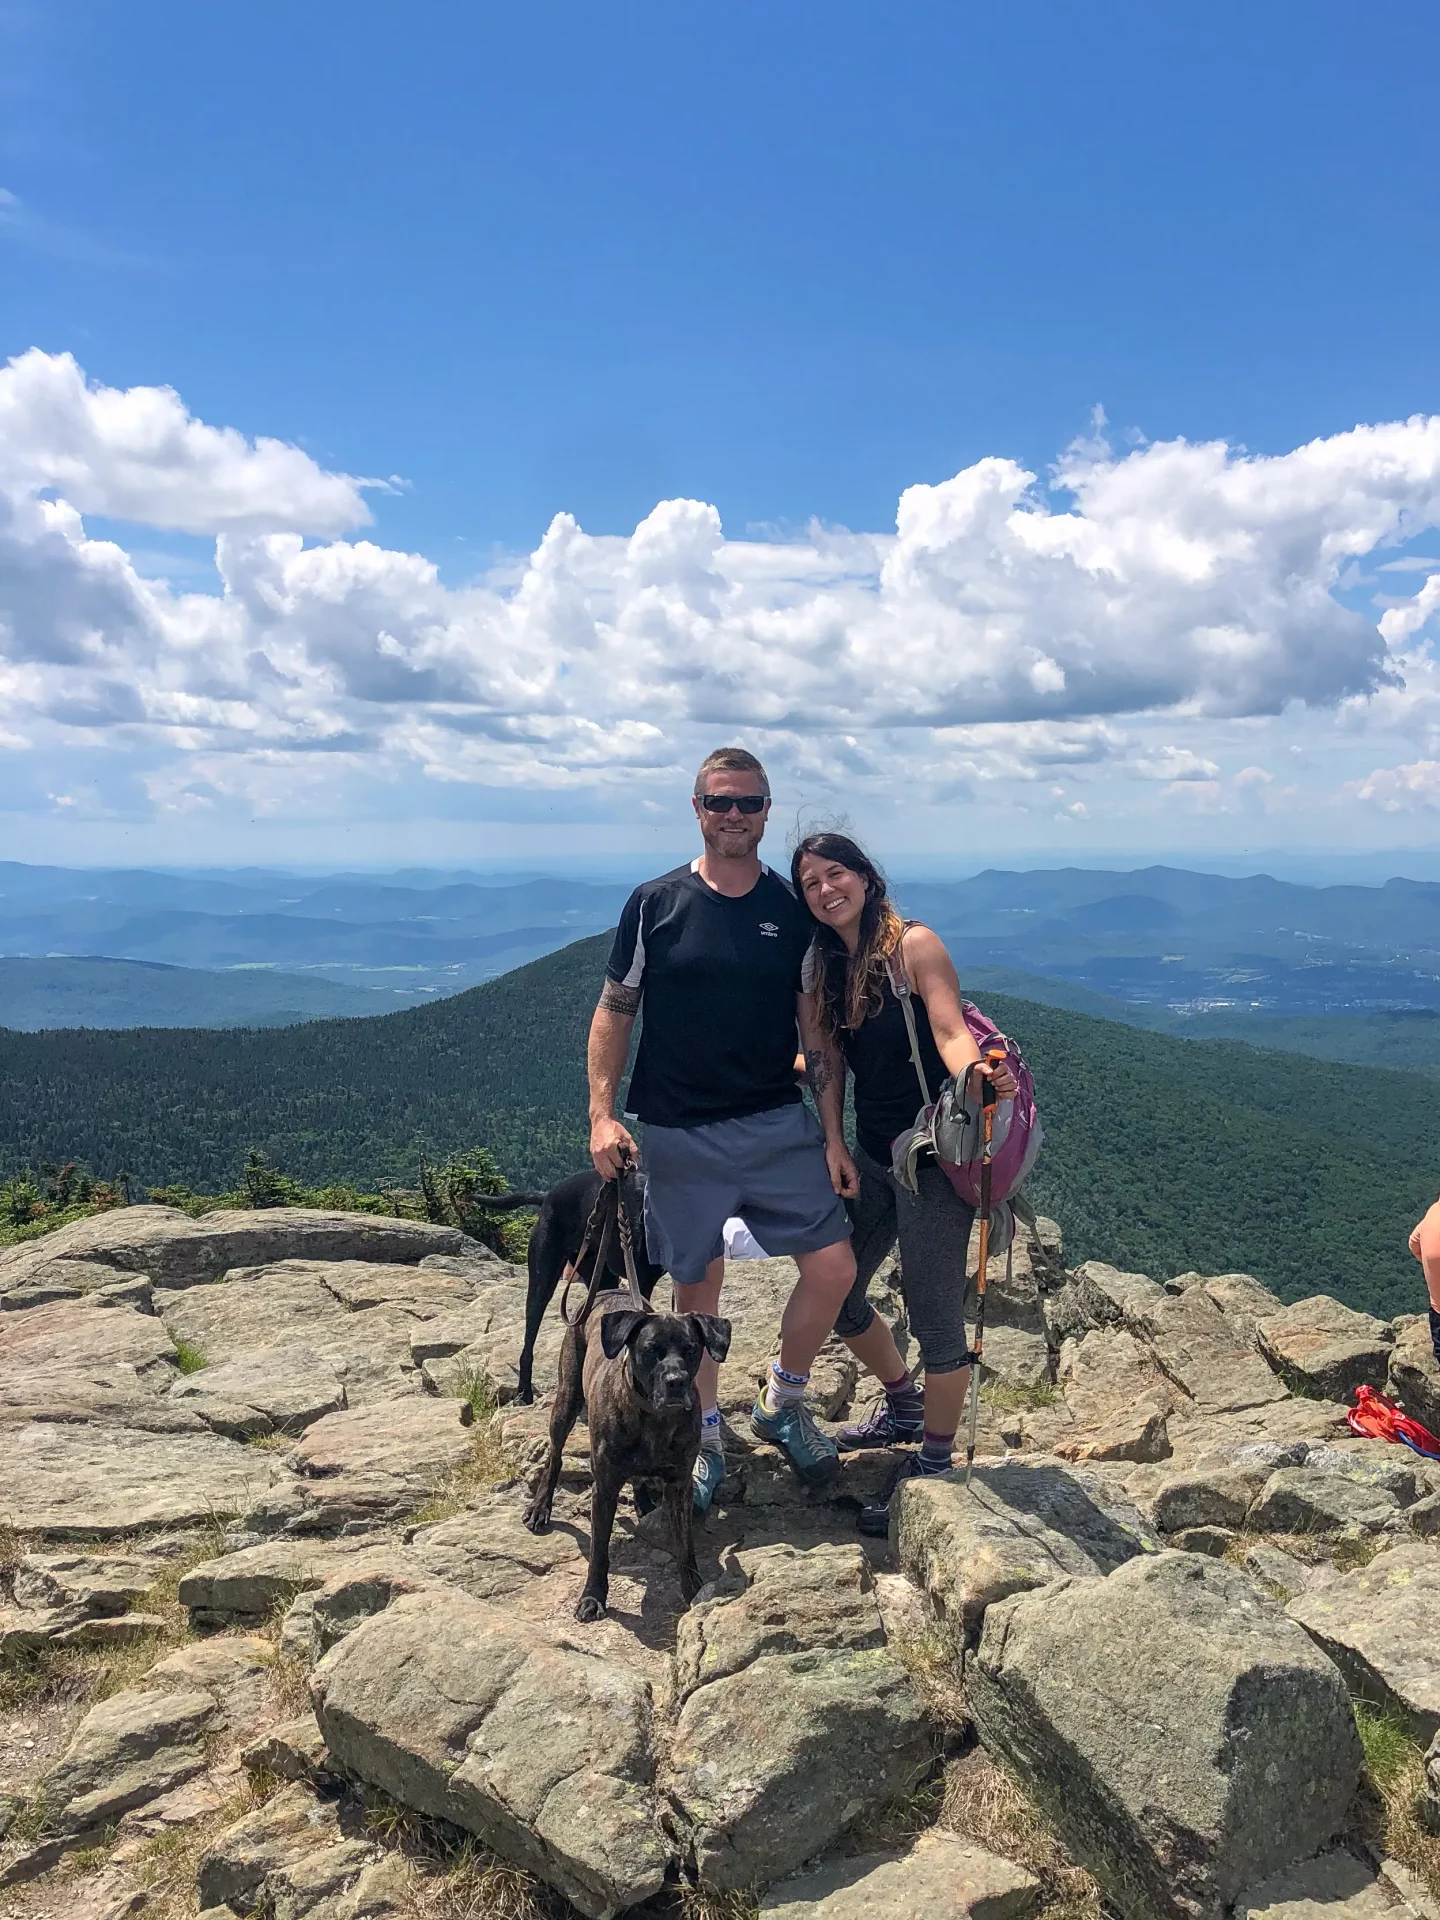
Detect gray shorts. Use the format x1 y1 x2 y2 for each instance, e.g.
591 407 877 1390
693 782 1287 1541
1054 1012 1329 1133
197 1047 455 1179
641 1102 852 1288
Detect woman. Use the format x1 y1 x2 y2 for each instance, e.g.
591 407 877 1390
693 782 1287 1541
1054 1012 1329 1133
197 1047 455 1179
792 831 1016 1535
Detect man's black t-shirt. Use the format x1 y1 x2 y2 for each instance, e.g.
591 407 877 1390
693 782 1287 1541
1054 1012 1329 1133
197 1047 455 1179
606 861 813 1128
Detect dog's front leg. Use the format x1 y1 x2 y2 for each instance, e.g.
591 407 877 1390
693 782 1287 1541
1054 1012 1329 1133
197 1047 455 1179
524 1325 584 1534
577 1463 621 1622
667 1479 703 1604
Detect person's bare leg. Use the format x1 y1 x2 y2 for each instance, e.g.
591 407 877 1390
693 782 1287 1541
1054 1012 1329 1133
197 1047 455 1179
843 1315 908 1383
674 1257 725 1409
776 1240 858 1379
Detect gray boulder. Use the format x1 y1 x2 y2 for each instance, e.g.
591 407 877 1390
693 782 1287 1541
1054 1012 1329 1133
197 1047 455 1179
966 1552 1360 1920
672 1541 885 1706
892 1460 1158 1636
758 1831 1041 1919
313 1589 670 1918
1170 1271 1284 1343
1287 1542 1440 1740
37 1687 215 1835
1257 1296 1394 1400
665 1645 930 1892
1149 1464 1271 1534
1073 1261 1167 1328
1248 1468 1401 1535
0 1297 177 1385
1234 1849 1421 1918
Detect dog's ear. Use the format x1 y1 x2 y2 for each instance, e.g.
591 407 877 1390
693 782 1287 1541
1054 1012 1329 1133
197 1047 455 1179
600 1310 649 1360
687 1314 732 1364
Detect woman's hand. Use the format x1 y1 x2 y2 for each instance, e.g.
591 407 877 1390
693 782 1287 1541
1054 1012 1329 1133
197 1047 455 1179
975 1057 1018 1101
825 1139 861 1199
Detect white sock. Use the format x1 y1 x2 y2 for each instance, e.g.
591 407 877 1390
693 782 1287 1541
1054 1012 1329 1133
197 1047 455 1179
762 1363 809 1415
700 1407 723 1453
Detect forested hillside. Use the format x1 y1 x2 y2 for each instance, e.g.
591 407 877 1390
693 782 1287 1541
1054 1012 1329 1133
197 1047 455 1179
2 933 1437 1316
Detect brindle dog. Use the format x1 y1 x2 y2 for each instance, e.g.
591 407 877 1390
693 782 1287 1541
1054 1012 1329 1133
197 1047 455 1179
522 1288 731 1622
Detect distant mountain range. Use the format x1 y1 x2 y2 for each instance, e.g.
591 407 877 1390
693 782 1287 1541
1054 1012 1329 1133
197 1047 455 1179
0 957 404 1030
3 932 1436 1318
6 859 1440 1052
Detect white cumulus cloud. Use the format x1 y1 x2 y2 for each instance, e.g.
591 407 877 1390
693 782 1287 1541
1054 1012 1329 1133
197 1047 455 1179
5 349 1440 833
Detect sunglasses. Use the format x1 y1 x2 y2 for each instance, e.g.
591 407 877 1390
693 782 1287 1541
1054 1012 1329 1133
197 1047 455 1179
699 793 767 814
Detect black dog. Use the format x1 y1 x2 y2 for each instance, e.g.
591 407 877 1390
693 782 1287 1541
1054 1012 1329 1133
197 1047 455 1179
488 1171 667 1404
523 1290 731 1622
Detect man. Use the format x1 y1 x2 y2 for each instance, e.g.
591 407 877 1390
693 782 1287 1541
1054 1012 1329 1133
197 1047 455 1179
589 746 859 1514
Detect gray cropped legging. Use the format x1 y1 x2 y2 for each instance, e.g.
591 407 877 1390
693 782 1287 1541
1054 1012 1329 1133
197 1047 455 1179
833 1142 977 1375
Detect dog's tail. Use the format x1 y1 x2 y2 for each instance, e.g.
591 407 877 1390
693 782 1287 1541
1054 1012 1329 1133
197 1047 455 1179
474 1192 549 1211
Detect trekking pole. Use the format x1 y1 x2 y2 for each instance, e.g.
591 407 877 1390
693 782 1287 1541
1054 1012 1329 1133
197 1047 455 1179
964 1047 1007 1489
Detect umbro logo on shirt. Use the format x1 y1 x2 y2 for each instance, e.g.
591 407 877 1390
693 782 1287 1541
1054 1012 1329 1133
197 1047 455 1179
758 921 779 937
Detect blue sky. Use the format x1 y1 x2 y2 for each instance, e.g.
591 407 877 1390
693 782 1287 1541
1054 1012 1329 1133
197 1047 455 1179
3 2 1440 870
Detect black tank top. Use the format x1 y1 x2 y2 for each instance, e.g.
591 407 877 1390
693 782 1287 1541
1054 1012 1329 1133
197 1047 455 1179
837 966 948 1166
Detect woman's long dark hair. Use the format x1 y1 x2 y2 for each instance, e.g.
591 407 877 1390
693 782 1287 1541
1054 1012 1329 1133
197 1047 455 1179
791 832 905 1036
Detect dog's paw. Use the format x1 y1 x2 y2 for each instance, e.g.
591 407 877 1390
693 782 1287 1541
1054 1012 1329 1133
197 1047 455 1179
522 1504 551 1535
575 1594 607 1623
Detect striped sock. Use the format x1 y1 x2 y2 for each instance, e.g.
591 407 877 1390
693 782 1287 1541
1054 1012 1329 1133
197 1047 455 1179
700 1407 723 1453
763 1362 809 1415
918 1430 955 1473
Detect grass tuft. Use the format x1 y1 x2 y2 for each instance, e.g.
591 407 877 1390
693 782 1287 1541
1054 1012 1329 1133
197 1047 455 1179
678 1892 761 1920
171 1338 207 1375
412 1397 514 1526
888 1625 968 1731
360 1792 563 1920
941 1748 1105 1919
981 1380 1060 1411
1349 1701 1440 1897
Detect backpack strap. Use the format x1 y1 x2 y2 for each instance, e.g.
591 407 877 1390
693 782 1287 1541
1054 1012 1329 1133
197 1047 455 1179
885 932 933 1109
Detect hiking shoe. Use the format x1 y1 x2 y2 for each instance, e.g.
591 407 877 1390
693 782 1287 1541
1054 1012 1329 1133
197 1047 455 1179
750 1395 841 1488
837 1397 924 1452
692 1445 727 1517
857 1452 953 1537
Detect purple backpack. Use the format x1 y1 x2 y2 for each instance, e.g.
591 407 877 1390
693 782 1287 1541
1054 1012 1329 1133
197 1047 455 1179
885 952 1043 1224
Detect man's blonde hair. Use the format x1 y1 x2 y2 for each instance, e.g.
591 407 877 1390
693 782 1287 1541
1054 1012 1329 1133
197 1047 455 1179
693 747 770 798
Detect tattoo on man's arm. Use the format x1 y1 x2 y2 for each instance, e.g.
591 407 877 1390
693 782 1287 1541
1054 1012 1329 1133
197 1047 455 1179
598 979 641 1017
804 1048 835 1099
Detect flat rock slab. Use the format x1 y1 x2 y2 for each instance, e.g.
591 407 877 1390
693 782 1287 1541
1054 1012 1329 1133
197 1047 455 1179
0 1361 205 1433
1141 1288 1291 1415
158 1269 427 1405
290 1398 472 1481
1058 1328 1175 1433
13 1551 159 1614
0 1419 291 1536
968 1551 1360 1920
760 1832 1042 1920
169 1344 347 1434
1171 1271 1285 1341
893 1460 1159 1636
0 1299 176 1384
313 1588 670 1918
1234 1849 1420 1918
1258 1296 1394 1400
0 1206 475 1294
179 1538 401 1626
1288 1543 1440 1740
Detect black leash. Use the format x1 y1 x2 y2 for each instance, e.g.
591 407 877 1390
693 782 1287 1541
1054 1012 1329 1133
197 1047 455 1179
558 1155 649 1330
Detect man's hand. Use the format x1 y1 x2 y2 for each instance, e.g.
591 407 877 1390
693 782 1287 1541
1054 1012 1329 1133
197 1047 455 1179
825 1139 860 1199
591 1115 638 1181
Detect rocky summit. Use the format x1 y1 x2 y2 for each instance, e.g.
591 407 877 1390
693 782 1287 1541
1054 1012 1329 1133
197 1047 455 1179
4 1203 1440 1917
